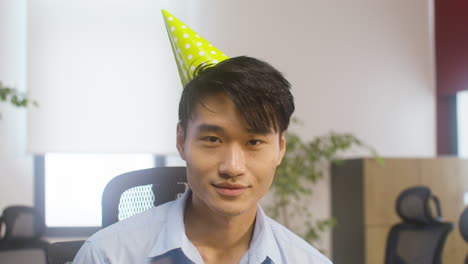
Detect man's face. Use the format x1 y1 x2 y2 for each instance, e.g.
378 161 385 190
176 93 286 217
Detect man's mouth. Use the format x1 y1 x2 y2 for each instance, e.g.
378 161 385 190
212 182 249 196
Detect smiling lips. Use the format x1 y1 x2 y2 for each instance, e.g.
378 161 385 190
212 182 249 196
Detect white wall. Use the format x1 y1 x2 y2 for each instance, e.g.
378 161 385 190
191 0 435 157
0 0 435 255
0 0 34 211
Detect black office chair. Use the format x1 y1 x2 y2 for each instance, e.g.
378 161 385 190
385 186 453 264
459 207 468 264
0 206 49 264
47 166 188 264
101 166 187 228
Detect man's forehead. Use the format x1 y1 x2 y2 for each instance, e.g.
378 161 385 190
189 95 238 123
186 93 279 135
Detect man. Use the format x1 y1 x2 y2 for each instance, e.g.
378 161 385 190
73 11 332 264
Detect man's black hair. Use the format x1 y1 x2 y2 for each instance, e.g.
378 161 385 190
178 56 295 134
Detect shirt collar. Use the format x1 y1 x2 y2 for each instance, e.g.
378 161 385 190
147 190 281 264
147 190 203 263
246 206 282 264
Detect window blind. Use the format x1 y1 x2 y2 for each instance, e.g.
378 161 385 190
27 0 192 154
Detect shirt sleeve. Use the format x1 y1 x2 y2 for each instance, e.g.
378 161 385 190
72 240 109 264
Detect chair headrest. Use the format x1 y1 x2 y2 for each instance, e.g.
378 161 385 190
396 186 442 225
0 206 45 241
459 207 468 242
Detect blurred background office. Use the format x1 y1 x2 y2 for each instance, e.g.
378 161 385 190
1 0 467 263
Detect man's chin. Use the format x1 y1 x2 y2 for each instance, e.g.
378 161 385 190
210 203 251 217
218 209 245 217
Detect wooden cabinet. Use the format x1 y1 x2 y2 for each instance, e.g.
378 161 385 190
331 158 468 264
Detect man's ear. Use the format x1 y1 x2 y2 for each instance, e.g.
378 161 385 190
277 132 286 166
176 123 186 161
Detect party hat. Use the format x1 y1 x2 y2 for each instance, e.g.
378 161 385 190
162 10 229 86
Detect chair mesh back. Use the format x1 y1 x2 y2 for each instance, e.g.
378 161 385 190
118 184 155 221
385 186 453 264
101 167 187 228
389 225 451 264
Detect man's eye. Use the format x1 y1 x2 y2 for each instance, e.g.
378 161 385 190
202 136 220 143
248 139 263 146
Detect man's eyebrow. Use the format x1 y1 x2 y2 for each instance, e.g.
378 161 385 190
246 128 274 135
196 124 273 135
196 124 225 133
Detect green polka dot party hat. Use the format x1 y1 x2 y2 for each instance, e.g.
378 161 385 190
162 9 229 86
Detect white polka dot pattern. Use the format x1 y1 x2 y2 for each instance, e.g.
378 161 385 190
162 9 229 86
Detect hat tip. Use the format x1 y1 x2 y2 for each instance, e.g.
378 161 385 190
161 9 171 17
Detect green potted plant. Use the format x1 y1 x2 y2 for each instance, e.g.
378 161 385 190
268 118 381 248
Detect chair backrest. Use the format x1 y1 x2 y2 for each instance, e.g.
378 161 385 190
459 207 468 264
0 206 49 264
459 207 468 242
47 167 188 264
385 186 453 264
101 166 188 228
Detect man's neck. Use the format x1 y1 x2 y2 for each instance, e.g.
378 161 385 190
183 194 257 263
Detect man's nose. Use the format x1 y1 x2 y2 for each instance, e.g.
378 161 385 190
219 143 246 178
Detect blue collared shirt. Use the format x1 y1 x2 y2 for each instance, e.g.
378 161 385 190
73 190 332 264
